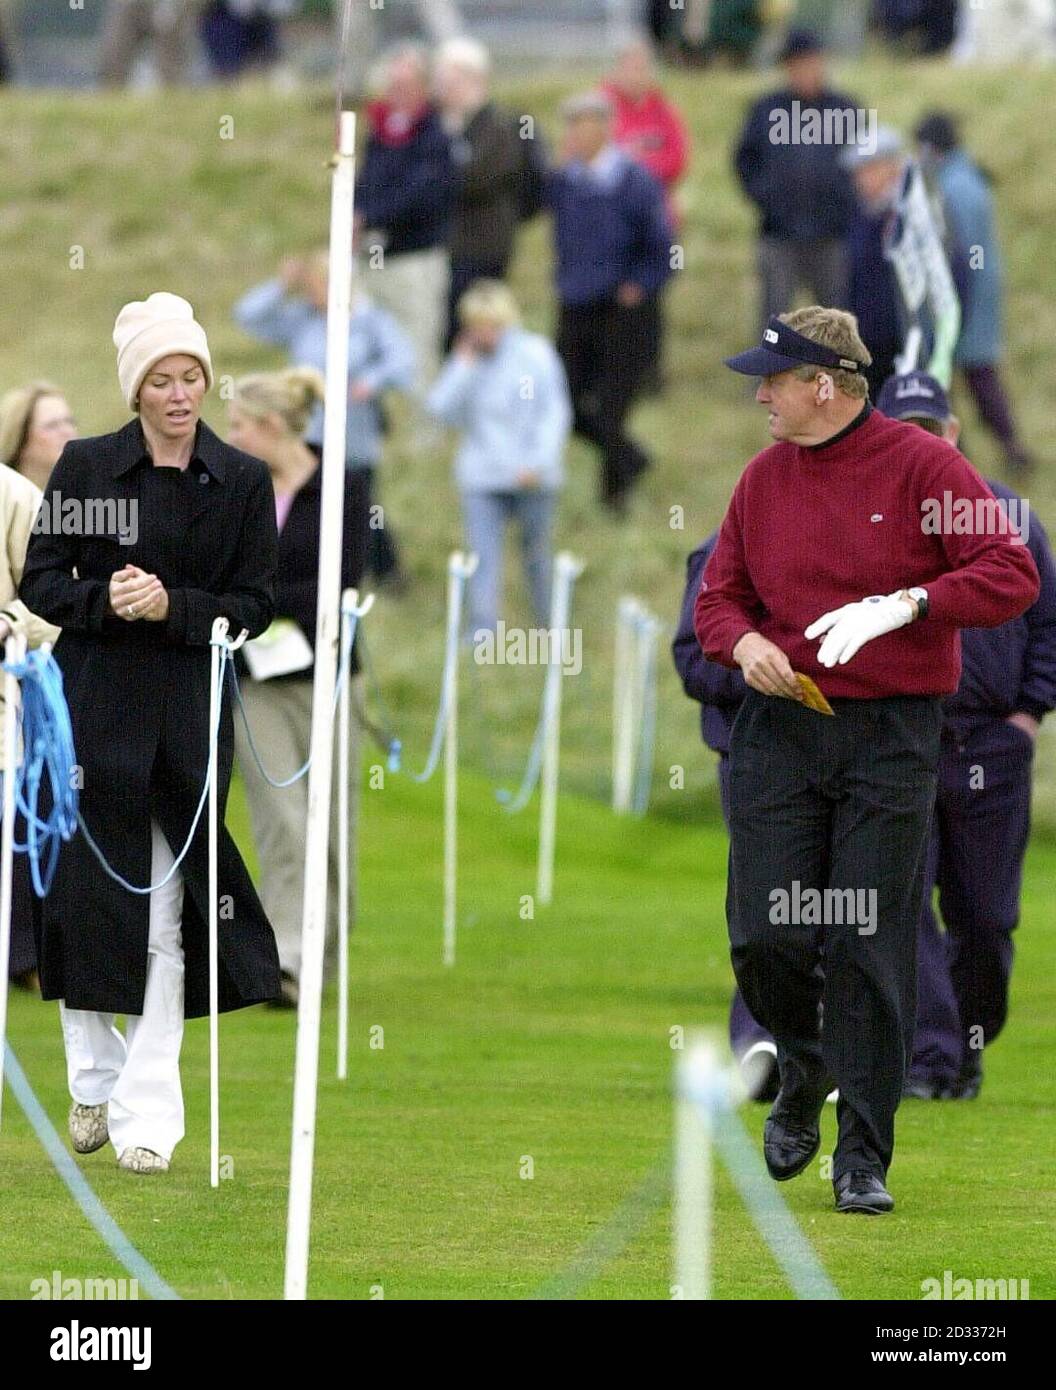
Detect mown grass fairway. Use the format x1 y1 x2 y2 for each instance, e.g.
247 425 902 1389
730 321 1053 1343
3 770 1054 1299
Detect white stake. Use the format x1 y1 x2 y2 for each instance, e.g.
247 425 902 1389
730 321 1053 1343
337 587 374 1081
442 551 477 967
674 1038 719 1301
537 552 584 907
207 617 225 1189
612 597 643 813
0 631 26 1131
285 109 357 1301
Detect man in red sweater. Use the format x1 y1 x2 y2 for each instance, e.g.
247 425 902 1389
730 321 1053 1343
694 306 1038 1214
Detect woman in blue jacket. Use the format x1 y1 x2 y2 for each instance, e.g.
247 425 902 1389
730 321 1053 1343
916 111 1033 474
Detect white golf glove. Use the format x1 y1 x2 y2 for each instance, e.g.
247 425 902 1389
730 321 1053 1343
804 592 915 668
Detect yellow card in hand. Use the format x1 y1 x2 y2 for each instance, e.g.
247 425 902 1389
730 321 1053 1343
794 672 835 716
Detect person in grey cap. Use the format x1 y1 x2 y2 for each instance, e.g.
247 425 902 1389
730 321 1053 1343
694 305 1038 1213
844 127 961 398
733 29 859 328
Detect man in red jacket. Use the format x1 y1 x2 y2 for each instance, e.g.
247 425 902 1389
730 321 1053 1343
694 305 1039 1214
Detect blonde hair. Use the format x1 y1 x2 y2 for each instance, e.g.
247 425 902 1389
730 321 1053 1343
458 279 520 329
232 366 326 439
0 380 65 468
779 306 872 400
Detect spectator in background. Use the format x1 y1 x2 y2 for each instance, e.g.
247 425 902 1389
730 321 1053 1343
915 111 1034 474
603 32 690 393
843 128 910 397
198 1 296 81
873 0 958 56
0 382 79 495
99 0 198 87
355 42 456 439
234 251 416 587
0 383 70 993
427 281 570 636
434 37 548 352
874 371 1056 1102
227 367 367 1008
548 91 673 515
734 28 858 327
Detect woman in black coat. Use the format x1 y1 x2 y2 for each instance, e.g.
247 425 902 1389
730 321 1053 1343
19 292 281 1174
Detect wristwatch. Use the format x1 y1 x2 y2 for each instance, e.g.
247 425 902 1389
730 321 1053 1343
905 586 929 620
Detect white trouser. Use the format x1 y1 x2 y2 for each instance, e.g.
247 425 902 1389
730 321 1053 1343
60 820 186 1161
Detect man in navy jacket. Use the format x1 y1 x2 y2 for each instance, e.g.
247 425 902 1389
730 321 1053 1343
674 371 1056 1106
548 90 673 514
733 29 858 327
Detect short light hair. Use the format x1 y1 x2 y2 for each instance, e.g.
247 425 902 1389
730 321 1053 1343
0 380 65 468
233 367 326 440
458 279 520 329
435 36 491 78
779 305 872 400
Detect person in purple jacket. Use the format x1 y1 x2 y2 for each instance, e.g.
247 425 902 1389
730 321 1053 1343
877 373 1056 1101
674 369 1056 1109
547 90 674 515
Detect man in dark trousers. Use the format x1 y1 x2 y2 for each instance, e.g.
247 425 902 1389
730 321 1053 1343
695 306 1039 1214
676 376 1056 1106
548 91 673 515
733 29 858 328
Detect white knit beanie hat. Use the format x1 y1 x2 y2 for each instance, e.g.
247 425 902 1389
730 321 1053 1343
113 292 214 411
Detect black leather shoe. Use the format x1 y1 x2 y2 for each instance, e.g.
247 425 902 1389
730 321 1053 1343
902 1076 942 1100
951 1049 983 1100
834 1170 894 1214
763 1102 822 1182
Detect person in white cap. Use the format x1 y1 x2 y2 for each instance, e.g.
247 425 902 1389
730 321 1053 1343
19 292 281 1175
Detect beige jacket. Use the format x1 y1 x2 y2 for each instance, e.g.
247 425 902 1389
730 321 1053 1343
0 465 62 767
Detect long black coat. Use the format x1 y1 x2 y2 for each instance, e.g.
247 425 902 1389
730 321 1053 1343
19 418 282 1018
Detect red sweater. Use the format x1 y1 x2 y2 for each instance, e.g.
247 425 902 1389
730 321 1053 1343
694 407 1040 700
603 84 690 192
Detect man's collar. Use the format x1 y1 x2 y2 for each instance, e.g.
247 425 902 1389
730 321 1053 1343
111 417 226 482
805 400 873 451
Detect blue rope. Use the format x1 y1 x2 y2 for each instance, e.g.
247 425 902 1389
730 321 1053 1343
2 648 79 897
75 640 231 895
227 619 356 789
409 568 467 785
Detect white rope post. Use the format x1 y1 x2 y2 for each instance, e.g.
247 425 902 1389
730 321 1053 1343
674 1037 720 1301
443 551 477 967
285 108 357 1301
0 631 26 1131
612 597 642 813
536 551 584 908
207 617 227 1189
337 588 374 1082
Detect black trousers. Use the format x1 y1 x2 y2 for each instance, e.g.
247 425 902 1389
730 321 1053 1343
726 690 943 1180
557 297 652 503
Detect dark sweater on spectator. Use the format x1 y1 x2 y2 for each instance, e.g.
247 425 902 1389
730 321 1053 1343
734 87 859 242
357 102 455 258
695 406 1039 699
546 150 673 305
448 101 546 269
243 445 367 681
